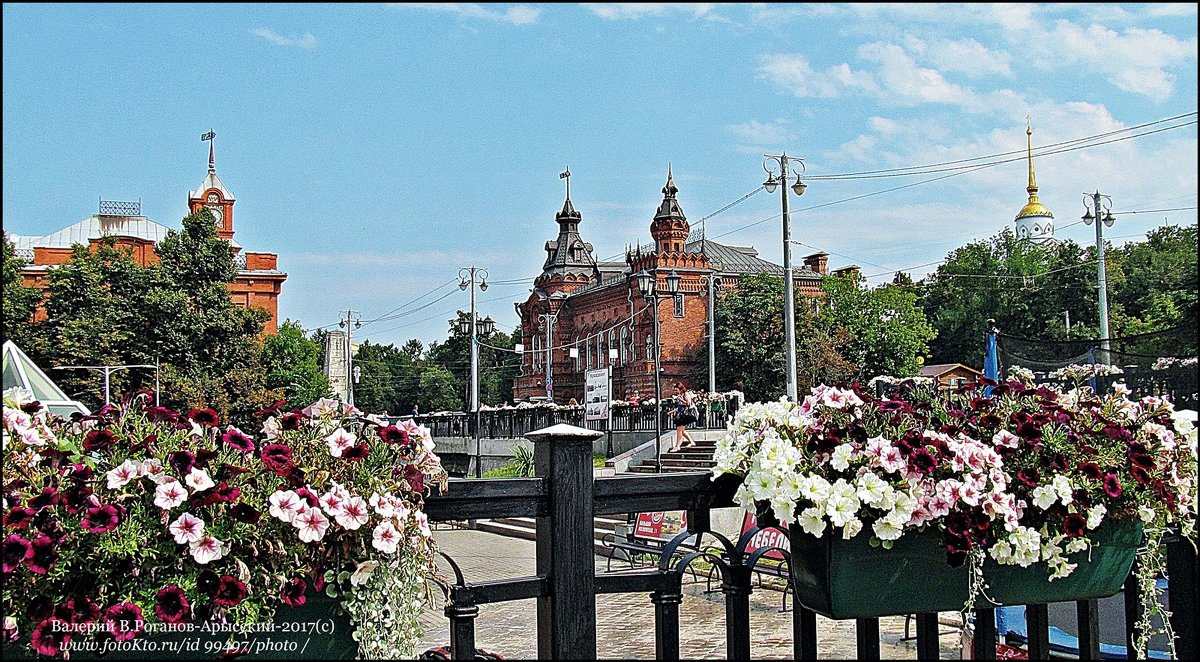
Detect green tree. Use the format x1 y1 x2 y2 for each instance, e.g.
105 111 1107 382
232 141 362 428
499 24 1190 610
819 273 936 380
261 320 331 407
418 364 461 412
2 234 42 349
1108 224 1197 355
710 273 856 402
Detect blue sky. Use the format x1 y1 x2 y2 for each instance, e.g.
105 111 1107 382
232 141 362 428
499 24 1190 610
4 3 1197 349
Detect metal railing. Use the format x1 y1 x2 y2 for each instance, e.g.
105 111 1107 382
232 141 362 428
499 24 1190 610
423 424 1198 660
409 400 736 439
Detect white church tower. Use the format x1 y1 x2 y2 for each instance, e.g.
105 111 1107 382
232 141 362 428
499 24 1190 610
1014 118 1055 242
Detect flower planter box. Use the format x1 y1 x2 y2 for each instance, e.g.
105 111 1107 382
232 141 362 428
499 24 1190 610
788 520 1142 620
3 590 356 661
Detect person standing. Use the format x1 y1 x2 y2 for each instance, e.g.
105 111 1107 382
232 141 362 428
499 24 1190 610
669 381 697 452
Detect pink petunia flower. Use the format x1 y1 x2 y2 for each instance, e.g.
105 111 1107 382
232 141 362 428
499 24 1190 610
105 459 141 490
189 534 228 565
372 520 400 554
334 496 370 530
293 507 330 543
324 428 356 458
268 490 304 523
169 512 205 544
154 480 188 510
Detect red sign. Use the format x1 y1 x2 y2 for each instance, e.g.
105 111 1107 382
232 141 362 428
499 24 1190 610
740 512 790 560
634 511 686 541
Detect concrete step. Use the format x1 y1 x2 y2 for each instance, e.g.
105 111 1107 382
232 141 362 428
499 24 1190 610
478 516 627 556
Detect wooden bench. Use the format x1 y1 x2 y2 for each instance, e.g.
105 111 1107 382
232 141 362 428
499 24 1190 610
601 530 708 574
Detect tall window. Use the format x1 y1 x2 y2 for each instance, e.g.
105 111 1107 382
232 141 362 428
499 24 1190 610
586 335 592 370
673 293 685 318
620 327 628 365
573 339 581 372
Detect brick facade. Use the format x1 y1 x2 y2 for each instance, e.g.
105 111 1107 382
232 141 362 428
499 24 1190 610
513 170 835 404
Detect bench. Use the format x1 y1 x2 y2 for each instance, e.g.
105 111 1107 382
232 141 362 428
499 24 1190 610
601 531 707 574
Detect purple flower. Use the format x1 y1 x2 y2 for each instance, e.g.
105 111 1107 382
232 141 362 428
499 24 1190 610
907 448 937 475
145 406 179 424
29 486 60 512
341 443 369 462
229 503 261 524
1078 462 1102 480
1017 468 1040 488
196 569 221 597
3 507 35 530
103 602 144 641
154 585 191 624
221 428 255 453
56 596 101 624
279 412 303 431
187 408 220 428
1103 473 1123 499
81 504 121 534
378 425 409 445
1063 513 1086 538
402 465 425 493
82 428 118 452
27 595 55 622
168 450 196 476
26 535 59 574
3 534 32 573
30 618 71 656
260 444 294 476
255 399 287 418
280 578 307 607
213 576 248 607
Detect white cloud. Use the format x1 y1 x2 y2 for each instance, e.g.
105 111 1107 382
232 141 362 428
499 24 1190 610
252 27 317 50
392 3 541 25
757 53 877 98
582 3 717 21
907 36 1014 79
727 119 793 147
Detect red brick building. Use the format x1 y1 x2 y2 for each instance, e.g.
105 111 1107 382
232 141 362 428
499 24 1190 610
9 141 287 334
514 169 849 404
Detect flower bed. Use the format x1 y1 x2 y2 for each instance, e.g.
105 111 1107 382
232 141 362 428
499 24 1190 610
2 388 448 659
712 373 1196 656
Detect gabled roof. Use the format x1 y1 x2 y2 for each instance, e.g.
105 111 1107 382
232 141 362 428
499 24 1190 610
686 239 822 278
191 170 235 200
2 340 90 417
920 363 983 378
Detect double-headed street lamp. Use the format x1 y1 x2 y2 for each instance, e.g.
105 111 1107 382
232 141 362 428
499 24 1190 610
1082 193 1116 361
763 152 807 402
632 268 681 473
457 266 493 478
53 364 157 407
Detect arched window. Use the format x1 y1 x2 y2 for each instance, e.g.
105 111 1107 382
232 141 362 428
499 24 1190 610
586 334 592 370
620 327 628 365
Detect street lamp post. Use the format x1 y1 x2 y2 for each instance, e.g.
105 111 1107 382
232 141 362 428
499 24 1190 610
339 310 362 406
536 309 560 403
457 267 491 478
155 340 162 407
633 268 681 473
1081 193 1115 361
704 273 722 396
763 152 807 401
53 364 157 406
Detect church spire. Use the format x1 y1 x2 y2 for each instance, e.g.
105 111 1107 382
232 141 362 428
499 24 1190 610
1014 117 1054 242
1025 117 1039 203
651 165 688 254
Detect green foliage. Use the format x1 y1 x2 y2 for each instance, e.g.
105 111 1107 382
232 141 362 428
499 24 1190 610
509 443 535 477
259 319 331 406
418 364 462 412
2 234 41 348
819 273 936 380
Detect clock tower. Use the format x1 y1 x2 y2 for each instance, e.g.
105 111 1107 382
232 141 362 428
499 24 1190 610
188 130 236 242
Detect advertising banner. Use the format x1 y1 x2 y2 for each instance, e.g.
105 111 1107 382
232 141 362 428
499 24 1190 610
739 512 790 561
634 511 687 541
585 367 610 421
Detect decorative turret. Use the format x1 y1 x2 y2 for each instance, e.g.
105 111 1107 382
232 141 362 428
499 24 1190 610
535 167 599 294
650 166 689 254
188 130 236 240
1014 118 1054 243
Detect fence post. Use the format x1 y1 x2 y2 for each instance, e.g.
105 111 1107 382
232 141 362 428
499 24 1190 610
528 423 602 660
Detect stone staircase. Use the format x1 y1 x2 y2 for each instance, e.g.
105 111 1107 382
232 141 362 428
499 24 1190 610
474 515 626 557
626 430 722 474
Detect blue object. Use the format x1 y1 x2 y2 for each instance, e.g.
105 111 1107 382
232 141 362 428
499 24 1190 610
995 580 1172 660
983 328 999 397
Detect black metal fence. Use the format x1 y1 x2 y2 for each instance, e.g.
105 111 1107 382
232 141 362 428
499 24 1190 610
410 400 736 439
423 425 1198 660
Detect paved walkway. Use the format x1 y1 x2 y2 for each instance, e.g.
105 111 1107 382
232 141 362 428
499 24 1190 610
418 527 965 660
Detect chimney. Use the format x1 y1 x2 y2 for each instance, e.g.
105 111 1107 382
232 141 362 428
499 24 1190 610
832 265 861 279
803 252 829 275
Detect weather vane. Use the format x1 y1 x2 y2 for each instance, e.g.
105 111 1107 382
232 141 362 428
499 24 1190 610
559 166 571 200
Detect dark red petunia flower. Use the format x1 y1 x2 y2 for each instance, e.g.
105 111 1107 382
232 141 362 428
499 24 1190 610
1063 513 1087 538
907 448 937 475
221 428 255 453
30 618 71 656
187 408 220 428
1130 453 1155 470
280 577 307 607
56 595 101 624
66 463 95 482
260 444 294 476
103 602 144 641
279 412 303 431
145 405 180 424
168 450 196 476
1078 462 1102 480
20 400 43 415
29 486 60 512
1017 468 1040 488
26 535 60 574
217 463 251 479
129 433 158 455
341 443 369 462
1072 489 1093 508
194 448 218 469
1050 453 1069 471
403 465 425 493
229 503 261 524
59 484 93 515
1016 421 1042 441
82 429 118 452
378 425 409 445
254 399 288 419
1102 473 1123 499
81 503 121 534
154 585 191 624
196 569 221 597
3 507 35 529
213 576 248 607
3 534 32 573
212 482 241 503
1130 465 1151 485
27 595 55 622
293 487 320 508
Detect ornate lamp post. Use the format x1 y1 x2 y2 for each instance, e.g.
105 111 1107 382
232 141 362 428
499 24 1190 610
1081 193 1115 362
633 268 680 473
457 266 492 477
762 153 807 401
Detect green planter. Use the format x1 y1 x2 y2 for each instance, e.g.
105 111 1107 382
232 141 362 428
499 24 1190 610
2 589 357 660
788 519 1142 620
